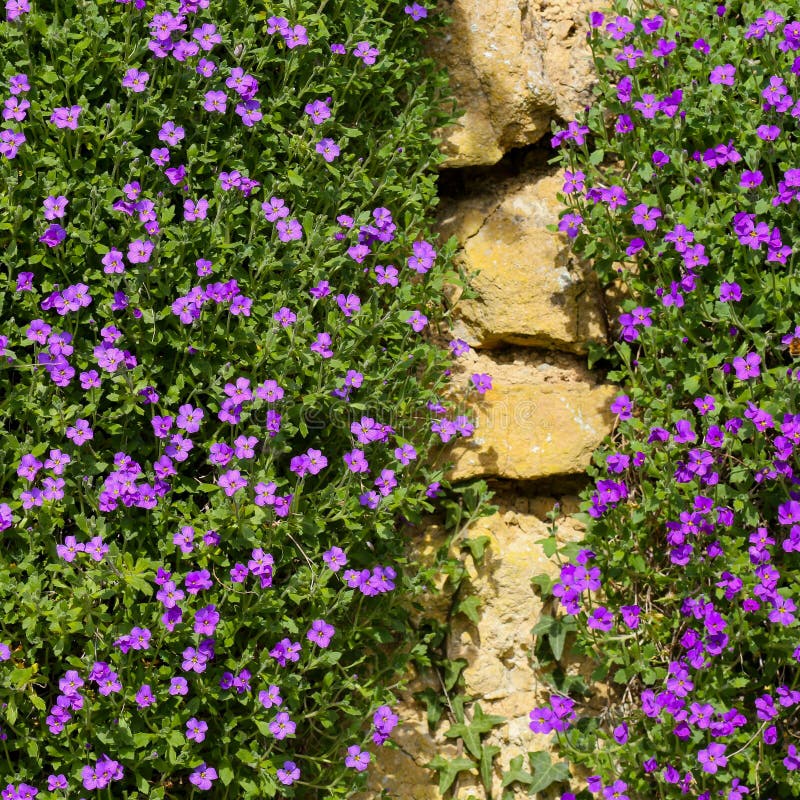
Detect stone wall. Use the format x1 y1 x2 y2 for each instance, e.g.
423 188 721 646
365 1 610 796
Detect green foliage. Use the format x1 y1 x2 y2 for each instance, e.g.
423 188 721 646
0 0 472 795
538 0 800 797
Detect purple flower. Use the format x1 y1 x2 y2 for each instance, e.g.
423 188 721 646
620 605 641 629
122 68 149 92
277 761 300 785
66 419 93 445
719 282 742 302
6 0 30 19
305 99 332 124
159 120 185 144
311 332 334 358
587 606 613 630
283 24 308 48
407 240 436 273
193 22 221 50
652 150 670 167
558 212 583 238
471 373 492 394
740 170 764 188
218 469 247 496
310 279 331 298
602 781 629 800
9 74 29 94
39 224 66 248
353 40 379 64
406 310 428 332
203 91 227 113
732 352 761 380
405 2 427 19
270 711 296 740
307 619 335 647
631 204 662 230
262 196 289 221
345 745 371 771
197 58 216 76
276 218 302 242
610 394 632 419
184 198 209 221
710 64 735 85
0 129 25 159
186 717 208 742
316 137 340 162
189 764 218 790
43 195 69 220
46 775 67 792
697 743 727 774
615 114 634 134
323 546 347 571
127 239 153 264
50 105 82 129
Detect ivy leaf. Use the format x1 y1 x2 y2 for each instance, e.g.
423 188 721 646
480 745 501 792
427 755 477 795
462 535 490 563
444 720 482 760
444 659 467 692
457 595 482 624
444 703 504 760
501 754 534 787
470 703 505 734
531 616 555 637
527 751 570 794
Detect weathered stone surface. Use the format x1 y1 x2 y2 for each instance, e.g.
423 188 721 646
447 495 585 701
444 350 616 482
363 498 589 799
438 170 606 352
432 0 596 166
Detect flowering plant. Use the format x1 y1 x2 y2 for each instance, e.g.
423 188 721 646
536 1 800 798
0 0 475 796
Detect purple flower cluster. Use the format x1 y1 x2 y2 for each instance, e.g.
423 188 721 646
0 0 468 791
372 704 399 745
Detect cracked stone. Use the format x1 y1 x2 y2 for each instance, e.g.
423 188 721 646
438 170 607 353
430 0 597 166
443 350 616 482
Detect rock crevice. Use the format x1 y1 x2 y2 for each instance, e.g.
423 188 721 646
366 2 608 795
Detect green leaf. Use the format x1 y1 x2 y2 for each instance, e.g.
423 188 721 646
427 755 477 795
470 703 505 734
218 764 235 787
456 595 482 624
531 616 555 637
548 620 569 662
480 745 500 792
502 755 534 787
443 658 467 692
444 720 482 760
462 535 490 563
527 751 570 794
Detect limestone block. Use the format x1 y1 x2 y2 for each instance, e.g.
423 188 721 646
432 0 597 166
444 350 616 482
446 497 585 701
362 498 588 799
438 171 606 352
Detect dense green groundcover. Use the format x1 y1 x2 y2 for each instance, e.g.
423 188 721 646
532 1 800 799
0 0 475 796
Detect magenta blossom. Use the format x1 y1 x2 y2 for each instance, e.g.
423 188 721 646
732 352 761 380
50 105 82 130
